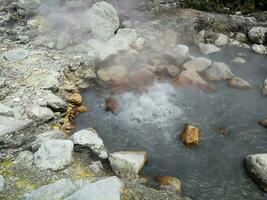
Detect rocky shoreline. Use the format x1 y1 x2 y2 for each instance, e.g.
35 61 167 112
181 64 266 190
1 0 267 199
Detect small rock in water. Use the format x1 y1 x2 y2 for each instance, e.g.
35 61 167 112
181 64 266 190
205 62 234 81
77 105 89 113
0 175 4 192
105 96 119 113
228 77 252 89
71 128 108 159
27 105 54 123
3 49 29 61
199 43 221 54
232 57 246 64
215 127 230 135
27 179 78 200
179 124 200 147
109 151 148 176
183 57 212 72
68 93 82 105
252 44 267 55
259 119 267 128
261 79 267 96
214 33 229 46
56 32 70 50
156 176 182 193
0 103 14 117
246 154 267 192
34 139 74 171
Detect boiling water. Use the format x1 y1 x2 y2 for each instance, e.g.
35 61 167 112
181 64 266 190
75 47 267 200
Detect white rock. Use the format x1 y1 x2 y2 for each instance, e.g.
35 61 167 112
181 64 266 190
27 179 78 200
228 77 252 89
14 150 34 167
3 49 29 61
109 151 147 175
248 27 267 44
97 65 127 84
246 154 267 191
34 139 73 171
199 43 221 54
71 128 108 159
27 105 54 123
164 44 189 66
183 57 212 72
83 1 119 41
65 176 124 200
0 103 14 117
215 34 229 46
232 57 246 64
0 175 4 192
205 62 234 81
252 44 267 55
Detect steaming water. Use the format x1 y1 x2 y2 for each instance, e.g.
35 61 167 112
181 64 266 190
75 47 267 200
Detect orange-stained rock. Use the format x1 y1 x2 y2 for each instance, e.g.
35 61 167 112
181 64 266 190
259 119 267 128
215 127 230 135
77 105 89 113
105 96 119 113
129 68 156 87
68 93 82 105
173 69 215 92
156 176 182 193
179 124 200 147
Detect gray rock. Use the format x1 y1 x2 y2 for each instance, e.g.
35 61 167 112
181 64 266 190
88 161 104 174
252 44 267 55
183 57 212 72
45 93 67 112
71 128 108 159
34 139 74 171
64 176 124 200
27 179 78 200
246 154 267 191
199 43 221 54
18 0 40 10
109 151 147 176
215 34 229 46
83 1 119 41
232 57 246 64
0 103 14 117
261 79 267 96
56 32 70 50
235 32 247 43
228 77 252 89
3 49 29 61
14 150 34 167
166 65 180 77
205 62 234 81
164 44 189 66
31 129 66 151
40 72 60 92
0 175 4 192
248 27 267 44
27 105 54 123
0 78 10 100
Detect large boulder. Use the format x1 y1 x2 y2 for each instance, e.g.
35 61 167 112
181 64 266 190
246 154 267 191
0 103 14 117
252 44 267 55
71 128 108 159
97 65 128 85
27 105 54 123
228 77 252 90
215 33 229 46
164 44 189 66
183 57 212 72
109 151 148 176
205 62 234 81
248 27 267 44
199 43 221 54
83 1 119 41
26 179 78 200
64 176 124 200
34 139 74 171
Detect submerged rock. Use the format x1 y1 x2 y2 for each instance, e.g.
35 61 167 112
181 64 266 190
105 96 119 113
3 49 29 61
199 43 221 54
34 139 74 171
232 57 246 64
109 151 148 176
0 103 14 117
156 176 181 193
248 27 267 45
246 154 267 191
179 124 200 147
26 179 78 200
183 57 212 72
71 128 108 159
129 68 156 88
83 1 119 40
205 62 234 81
259 119 267 128
252 44 267 55
27 105 54 123
65 176 124 200
228 77 252 89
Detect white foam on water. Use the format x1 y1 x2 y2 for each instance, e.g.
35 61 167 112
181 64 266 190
117 82 183 127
